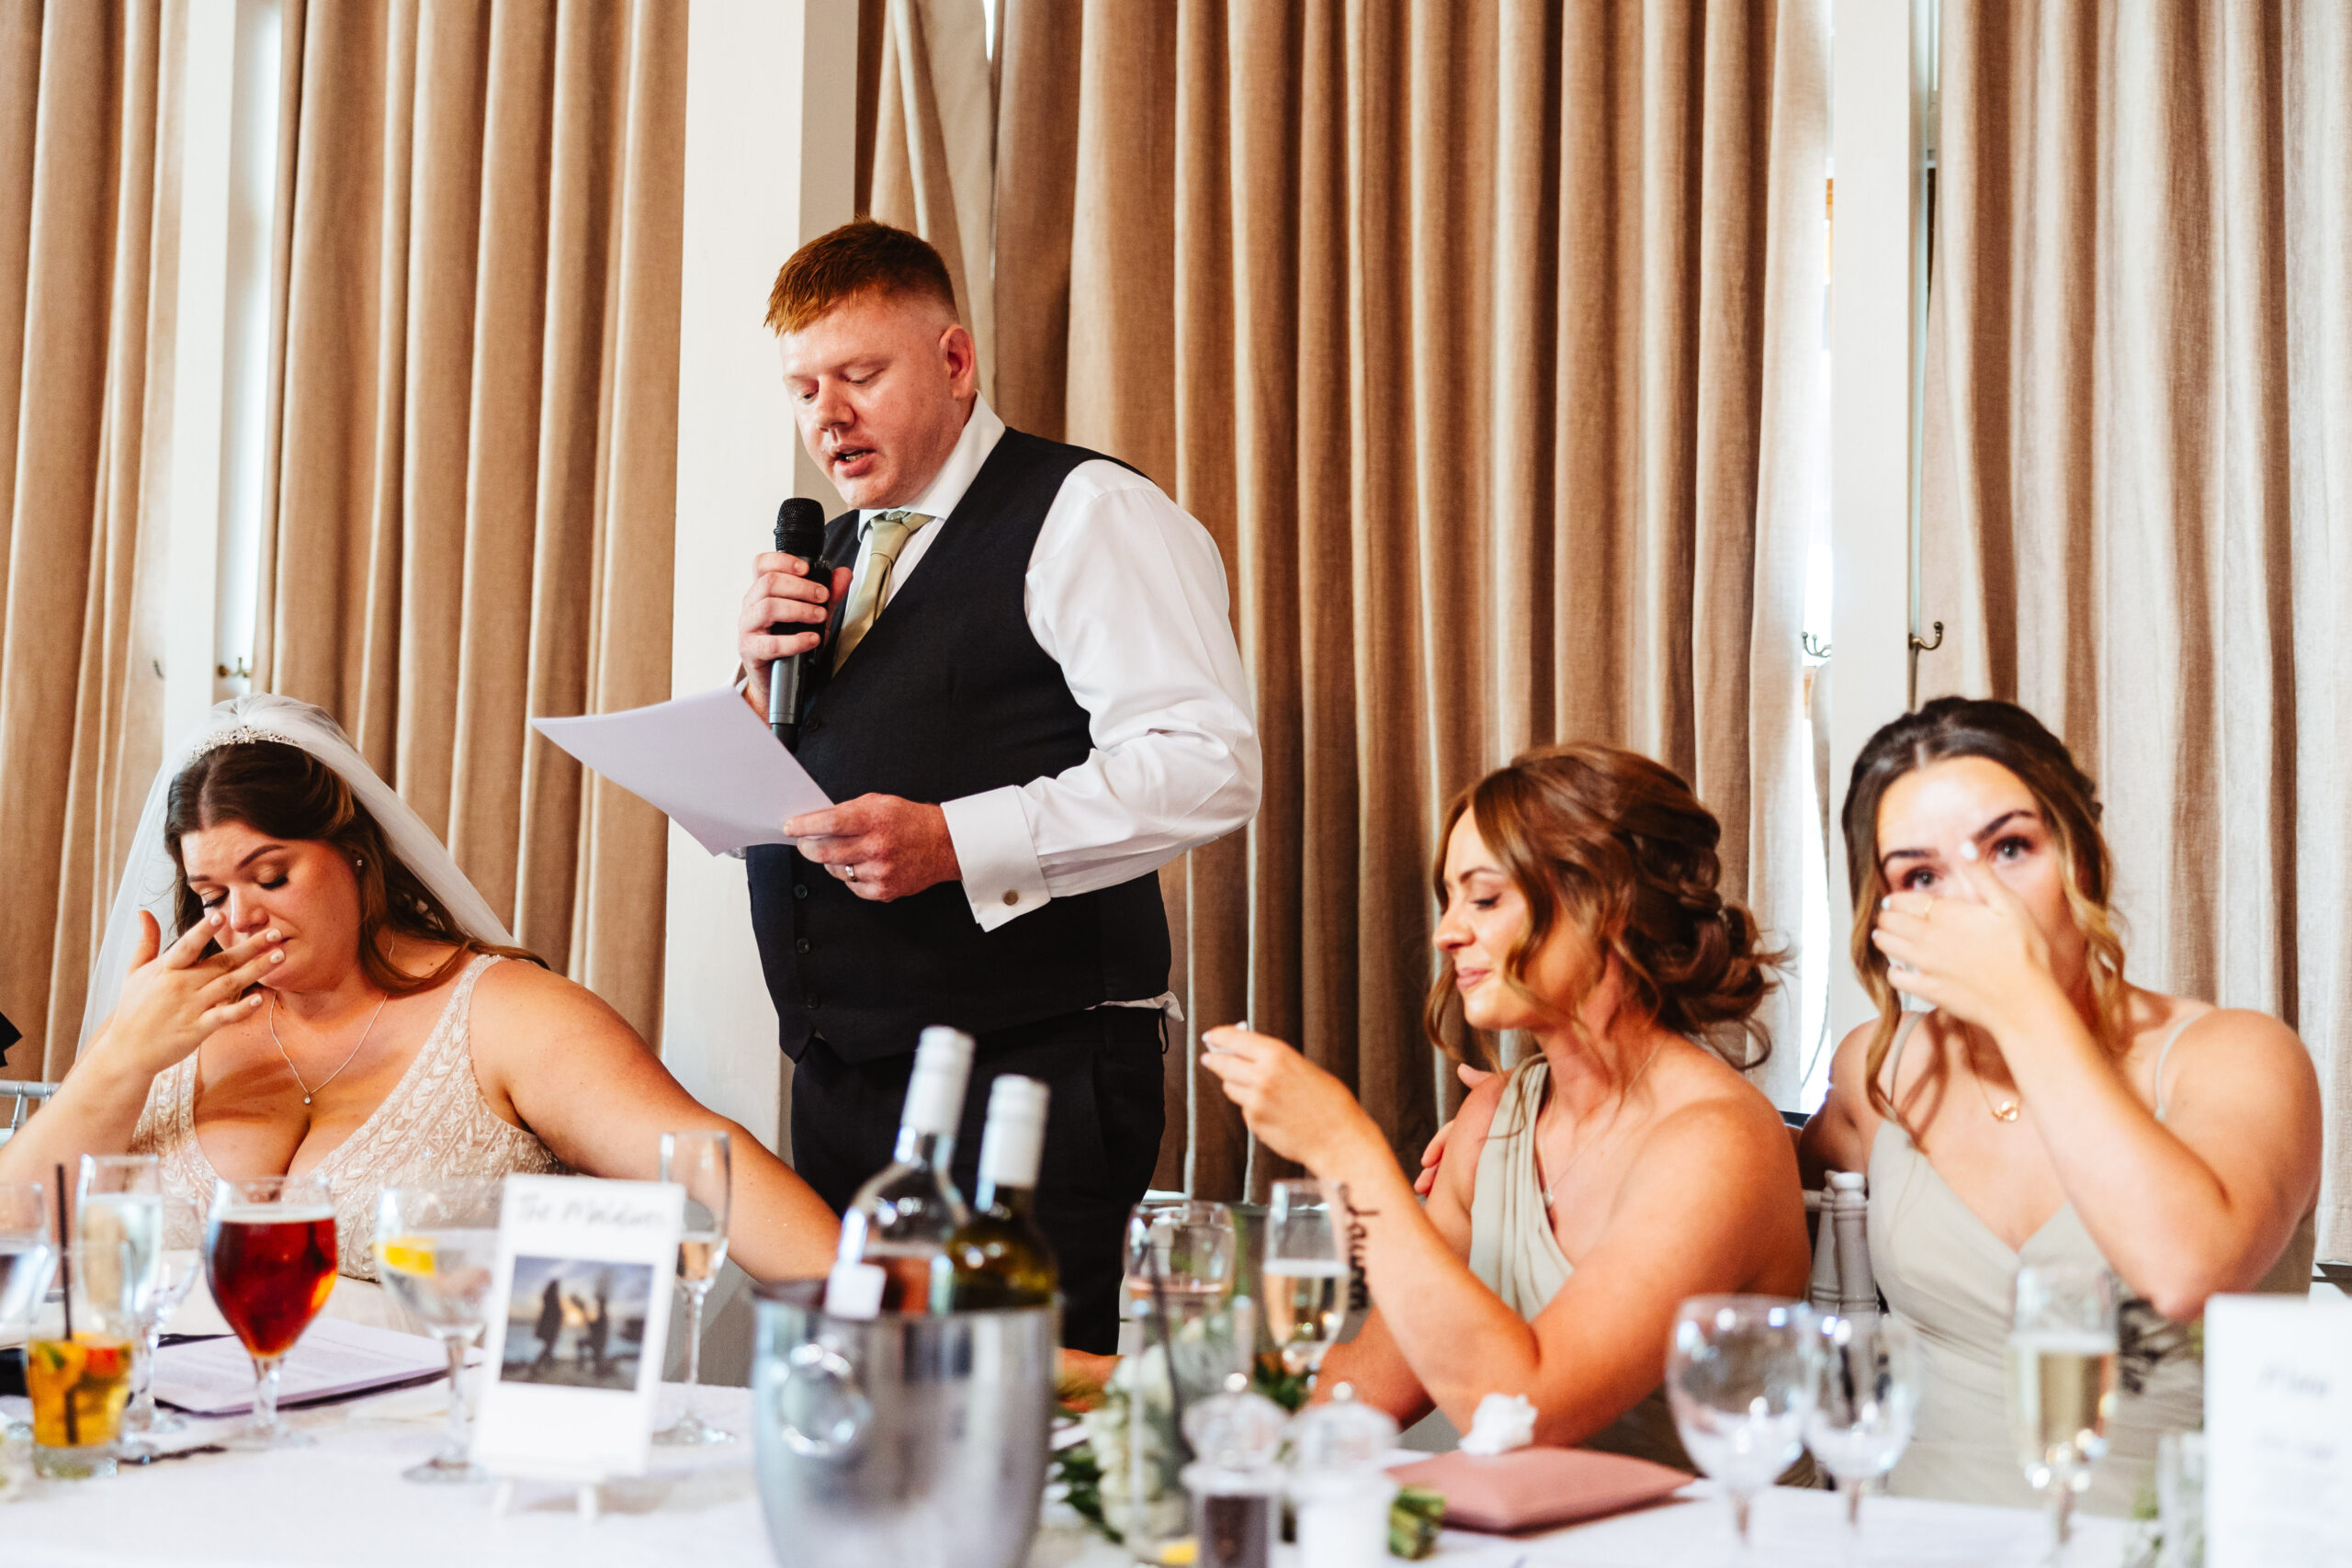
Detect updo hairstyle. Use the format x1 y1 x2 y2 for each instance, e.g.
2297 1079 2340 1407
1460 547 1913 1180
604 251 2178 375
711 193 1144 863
1422 742 1785 1080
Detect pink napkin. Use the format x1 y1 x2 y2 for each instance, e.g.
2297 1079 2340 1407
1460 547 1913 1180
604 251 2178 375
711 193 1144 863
1386 1447 1692 1534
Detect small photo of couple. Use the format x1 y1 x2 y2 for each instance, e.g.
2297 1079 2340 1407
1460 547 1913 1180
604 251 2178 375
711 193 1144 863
499 1256 654 1391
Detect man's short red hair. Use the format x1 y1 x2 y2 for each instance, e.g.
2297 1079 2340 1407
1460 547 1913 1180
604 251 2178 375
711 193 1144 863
764 220 959 335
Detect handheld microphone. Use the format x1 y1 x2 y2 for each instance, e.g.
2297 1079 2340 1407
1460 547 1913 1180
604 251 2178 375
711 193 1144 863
768 498 830 749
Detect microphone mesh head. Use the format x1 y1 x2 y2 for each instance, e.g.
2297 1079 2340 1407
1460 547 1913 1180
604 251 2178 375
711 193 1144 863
775 497 827 557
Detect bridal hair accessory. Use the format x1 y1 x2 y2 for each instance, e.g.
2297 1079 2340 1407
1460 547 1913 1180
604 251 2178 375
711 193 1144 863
80 694 515 1051
184 722 278 761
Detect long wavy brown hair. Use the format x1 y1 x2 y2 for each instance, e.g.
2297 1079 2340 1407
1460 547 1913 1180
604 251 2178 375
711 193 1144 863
1421 742 1785 1089
1839 697 2127 1137
165 740 541 996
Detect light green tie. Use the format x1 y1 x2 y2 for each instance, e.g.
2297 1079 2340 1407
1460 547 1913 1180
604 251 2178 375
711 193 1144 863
831 509 931 671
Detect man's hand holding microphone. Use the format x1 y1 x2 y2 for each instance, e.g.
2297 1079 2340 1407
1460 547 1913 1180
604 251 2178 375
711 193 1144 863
737 506 961 904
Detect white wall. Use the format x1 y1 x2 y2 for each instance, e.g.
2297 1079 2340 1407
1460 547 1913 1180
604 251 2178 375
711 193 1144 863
1826 0 1930 1038
662 0 858 1158
164 0 279 749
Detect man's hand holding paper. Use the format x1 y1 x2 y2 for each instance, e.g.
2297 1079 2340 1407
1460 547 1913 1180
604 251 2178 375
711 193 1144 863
787 795 961 902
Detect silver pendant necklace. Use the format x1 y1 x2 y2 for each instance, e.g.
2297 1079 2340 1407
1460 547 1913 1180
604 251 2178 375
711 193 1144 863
267 988 390 1106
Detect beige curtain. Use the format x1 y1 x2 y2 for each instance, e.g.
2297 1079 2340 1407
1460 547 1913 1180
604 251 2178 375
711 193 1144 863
252 0 684 1042
1919 3 2352 1257
878 0 1829 1199
868 0 1000 399
0 0 182 1081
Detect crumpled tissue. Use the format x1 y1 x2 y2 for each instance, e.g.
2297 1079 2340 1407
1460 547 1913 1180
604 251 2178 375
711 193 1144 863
1455 1392 1538 1455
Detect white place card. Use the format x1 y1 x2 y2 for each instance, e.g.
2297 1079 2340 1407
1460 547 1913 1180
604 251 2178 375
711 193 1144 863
2205 1293 2352 1568
472 1174 684 1482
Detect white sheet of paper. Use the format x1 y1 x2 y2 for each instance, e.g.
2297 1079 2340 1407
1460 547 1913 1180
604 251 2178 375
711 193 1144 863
530 688 832 855
153 1316 448 1416
2206 1294 2352 1568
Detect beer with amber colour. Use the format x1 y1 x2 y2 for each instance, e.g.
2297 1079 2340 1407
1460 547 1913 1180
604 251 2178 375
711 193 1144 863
208 1204 337 1358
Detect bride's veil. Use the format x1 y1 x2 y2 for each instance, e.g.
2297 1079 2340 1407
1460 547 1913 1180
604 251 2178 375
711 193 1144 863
79 694 514 1053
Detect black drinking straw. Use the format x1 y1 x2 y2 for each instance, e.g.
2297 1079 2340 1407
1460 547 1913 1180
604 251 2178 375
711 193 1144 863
53 1163 77 1445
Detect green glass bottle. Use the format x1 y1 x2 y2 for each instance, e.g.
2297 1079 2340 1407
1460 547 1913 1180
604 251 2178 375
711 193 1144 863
947 1075 1057 1309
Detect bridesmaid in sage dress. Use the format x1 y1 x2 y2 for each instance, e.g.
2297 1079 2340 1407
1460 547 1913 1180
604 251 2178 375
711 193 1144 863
1803 699 2320 1515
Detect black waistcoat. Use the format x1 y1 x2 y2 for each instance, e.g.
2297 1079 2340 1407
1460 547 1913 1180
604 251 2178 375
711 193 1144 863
747 428 1173 1064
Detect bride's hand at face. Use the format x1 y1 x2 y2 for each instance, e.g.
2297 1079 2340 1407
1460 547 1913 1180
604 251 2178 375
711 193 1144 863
1199 1026 1382 1174
94 911 285 1077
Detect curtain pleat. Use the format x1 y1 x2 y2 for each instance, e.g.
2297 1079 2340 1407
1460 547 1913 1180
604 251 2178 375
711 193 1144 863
254 0 683 1043
1921 0 2352 1258
0 0 179 1080
878 0 1826 1200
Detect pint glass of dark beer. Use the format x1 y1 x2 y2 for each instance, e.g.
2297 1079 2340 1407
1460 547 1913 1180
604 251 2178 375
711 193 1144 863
205 1175 337 1450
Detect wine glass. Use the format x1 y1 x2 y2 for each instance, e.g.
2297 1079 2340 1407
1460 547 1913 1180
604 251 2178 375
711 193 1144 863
204 1174 337 1450
1804 1311 1922 1557
2007 1262 2117 1562
75 1156 162 1436
1261 1179 1347 1384
1667 1295 1821 1558
654 1129 733 1446
0 1180 57 1444
120 1202 202 1446
376 1184 501 1482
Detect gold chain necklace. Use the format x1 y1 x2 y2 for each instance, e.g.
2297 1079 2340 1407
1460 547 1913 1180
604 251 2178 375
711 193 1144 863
1968 1043 2021 1122
1539 1035 1670 1206
267 989 390 1107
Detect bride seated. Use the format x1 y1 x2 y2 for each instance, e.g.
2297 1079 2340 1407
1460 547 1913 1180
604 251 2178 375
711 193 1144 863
1201 743 1810 1460
0 697 839 1325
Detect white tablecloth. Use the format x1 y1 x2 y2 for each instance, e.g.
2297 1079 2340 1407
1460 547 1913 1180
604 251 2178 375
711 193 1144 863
0 1381 2132 1568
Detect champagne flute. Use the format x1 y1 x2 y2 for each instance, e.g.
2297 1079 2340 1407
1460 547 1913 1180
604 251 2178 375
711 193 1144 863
2007 1262 2118 1562
376 1184 501 1482
205 1174 337 1450
1667 1295 1820 1559
655 1129 733 1446
1804 1311 1922 1559
75 1156 162 1437
1261 1179 1347 1385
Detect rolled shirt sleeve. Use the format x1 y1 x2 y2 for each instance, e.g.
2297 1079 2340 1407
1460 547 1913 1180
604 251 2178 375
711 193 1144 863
939 460 1261 932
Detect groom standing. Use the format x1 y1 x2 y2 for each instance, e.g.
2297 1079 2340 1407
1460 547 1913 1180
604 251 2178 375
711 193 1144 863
735 221 1260 1351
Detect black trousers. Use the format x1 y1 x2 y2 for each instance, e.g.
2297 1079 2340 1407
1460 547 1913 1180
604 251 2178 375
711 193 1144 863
788 1007 1166 1353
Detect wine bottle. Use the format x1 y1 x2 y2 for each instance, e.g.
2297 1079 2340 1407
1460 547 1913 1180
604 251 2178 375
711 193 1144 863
825 1026 975 1318
948 1075 1057 1309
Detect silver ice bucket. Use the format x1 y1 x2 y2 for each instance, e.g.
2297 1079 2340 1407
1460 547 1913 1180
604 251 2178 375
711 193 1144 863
751 1279 1058 1568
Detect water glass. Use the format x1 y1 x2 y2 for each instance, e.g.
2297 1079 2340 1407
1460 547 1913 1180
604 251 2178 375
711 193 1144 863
74 1157 163 1437
655 1129 734 1446
0 1181 55 1451
2155 1430 2203 1568
1804 1311 1921 1552
121 1211 202 1442
2007 1262 2118 1560
1116 1199 1241 1565
376 1184 501 1482
1261 1180 1346 1383
1667 1295 1821 1557
205 1174 338 1450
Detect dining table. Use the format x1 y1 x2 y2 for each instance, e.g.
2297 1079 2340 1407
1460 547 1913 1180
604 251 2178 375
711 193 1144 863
0 1378 2137 1568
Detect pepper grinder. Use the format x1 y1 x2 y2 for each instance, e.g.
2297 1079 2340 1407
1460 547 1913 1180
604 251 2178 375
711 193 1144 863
1179 1372 1288 1568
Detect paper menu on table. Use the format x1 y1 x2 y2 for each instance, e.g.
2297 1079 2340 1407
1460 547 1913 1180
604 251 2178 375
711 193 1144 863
530 688 831 856
153 1317 449 1416
2205 1294 2352 1568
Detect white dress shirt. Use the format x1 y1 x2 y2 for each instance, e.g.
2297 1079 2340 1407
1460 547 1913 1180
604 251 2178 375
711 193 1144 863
836 398 1261 945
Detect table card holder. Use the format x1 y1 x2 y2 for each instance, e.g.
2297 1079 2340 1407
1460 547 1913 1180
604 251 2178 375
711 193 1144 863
2204 1293 2352 1568
472 1174 684 1516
